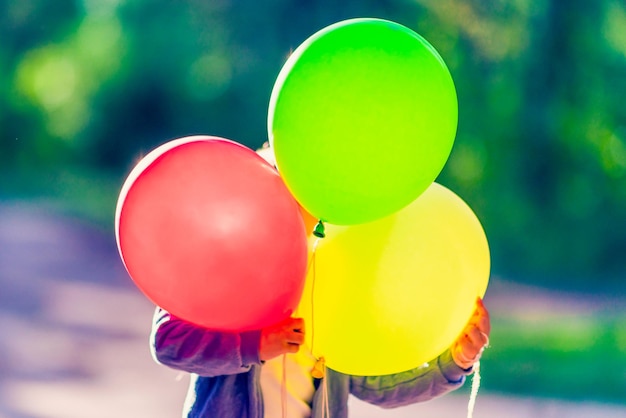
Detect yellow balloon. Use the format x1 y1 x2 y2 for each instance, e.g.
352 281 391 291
298 183 490 376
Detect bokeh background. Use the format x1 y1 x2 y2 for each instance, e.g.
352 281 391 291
1 0 625 417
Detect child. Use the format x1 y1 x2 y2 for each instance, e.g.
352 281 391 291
150 298 490 417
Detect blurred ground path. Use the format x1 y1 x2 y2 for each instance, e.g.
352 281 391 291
0 201 187 418
1 200 625 418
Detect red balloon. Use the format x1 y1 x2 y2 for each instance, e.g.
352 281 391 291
115 136 308 331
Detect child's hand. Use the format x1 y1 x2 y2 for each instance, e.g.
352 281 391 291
451 298 491 370
259 317 305 361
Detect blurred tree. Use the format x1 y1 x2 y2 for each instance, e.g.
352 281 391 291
422 0 626 287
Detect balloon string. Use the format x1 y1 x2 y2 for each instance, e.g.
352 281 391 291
281 234 321 418
322 368 330 418
467 361 481 418
307 237 329 416
281 353 287 418
309 237 321 357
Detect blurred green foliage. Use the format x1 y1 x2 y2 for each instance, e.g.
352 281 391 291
479 311 626 404
1 0 625 288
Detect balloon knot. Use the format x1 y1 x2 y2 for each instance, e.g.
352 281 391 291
313 221 326 238
311 357 326 379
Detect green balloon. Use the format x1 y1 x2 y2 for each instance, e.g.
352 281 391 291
268 18 457 225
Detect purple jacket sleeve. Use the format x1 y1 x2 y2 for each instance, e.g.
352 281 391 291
347 350 471 408
150 307 263 377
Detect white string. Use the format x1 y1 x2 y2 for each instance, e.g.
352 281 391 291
467 361 481 418
280 239 322 418
309 237 320 357
308 237 330 417
322 371 330 418
281 354 287 418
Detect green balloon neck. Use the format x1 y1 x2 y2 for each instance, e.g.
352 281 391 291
313 221 326 238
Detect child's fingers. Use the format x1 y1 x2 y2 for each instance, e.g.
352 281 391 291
476 298 489 318
290 317 305 333
454 334 486 366
286 343 301 353
466 324 489 349
474 311 490 335
453 337 481 367
468 298 491 335
287 329 305 345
